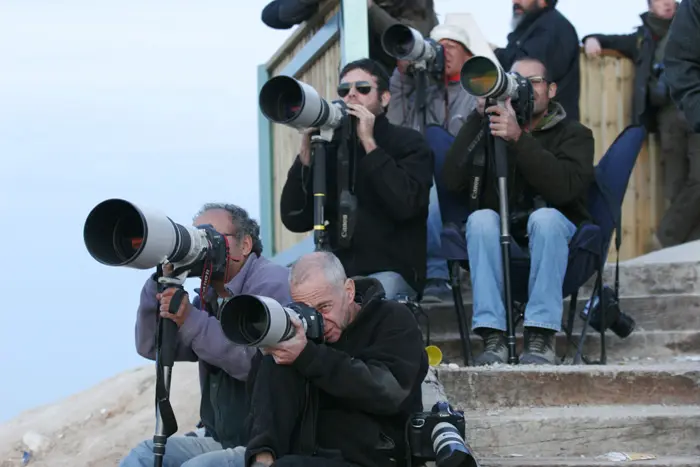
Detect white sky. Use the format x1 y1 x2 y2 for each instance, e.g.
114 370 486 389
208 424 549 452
0 0 650 422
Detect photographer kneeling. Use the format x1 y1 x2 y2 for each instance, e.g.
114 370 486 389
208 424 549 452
443 58 595 366
280 58 434 300
242 251 429 467
120 204 291 467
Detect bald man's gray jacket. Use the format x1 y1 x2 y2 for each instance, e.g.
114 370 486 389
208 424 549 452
664 0 700 132
134 252 291 448
386 68 478 137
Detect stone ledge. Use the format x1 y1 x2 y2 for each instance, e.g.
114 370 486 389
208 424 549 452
437 363 700 410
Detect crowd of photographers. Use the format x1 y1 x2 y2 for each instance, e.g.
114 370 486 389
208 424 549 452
108 0 700 466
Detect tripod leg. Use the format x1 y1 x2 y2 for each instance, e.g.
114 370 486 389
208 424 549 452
153 286 187 467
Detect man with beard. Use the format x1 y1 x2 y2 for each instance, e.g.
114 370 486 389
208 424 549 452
584 0 700 249
442 58 595 366
280 58 433 301
495 0 580 121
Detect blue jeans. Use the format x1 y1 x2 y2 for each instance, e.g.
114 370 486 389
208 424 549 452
367 271 417 300
466 208 577 332
426 184 449 281
119 436 245 467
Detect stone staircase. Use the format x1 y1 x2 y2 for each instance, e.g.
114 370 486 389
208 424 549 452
420 241 700 467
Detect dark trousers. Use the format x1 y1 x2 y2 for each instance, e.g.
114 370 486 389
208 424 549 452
656 105 700 247
246 355 357 467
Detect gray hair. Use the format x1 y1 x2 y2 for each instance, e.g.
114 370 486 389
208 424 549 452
289 251 347 291
194 203 263 255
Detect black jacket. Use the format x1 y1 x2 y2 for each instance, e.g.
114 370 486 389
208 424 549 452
443 102 595 231
245 279 429 467
665 0 700 132
583 12 674 131
495 6 581 122
280 114 433 294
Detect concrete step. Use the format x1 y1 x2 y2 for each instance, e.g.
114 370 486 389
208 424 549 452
477 456 700 467
429 329 700 364
421 293 700 334
461 404 700 457
435 363 700 410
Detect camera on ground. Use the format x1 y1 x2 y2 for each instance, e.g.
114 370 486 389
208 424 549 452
381 24 445 78
259 75 347 132
219 295 325 347
580 285 636 338
83 198 229 279
409 401 478 467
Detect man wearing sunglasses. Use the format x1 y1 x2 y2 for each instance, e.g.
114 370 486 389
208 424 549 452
442 58 595 366
280 58 434 302
119 203 291 467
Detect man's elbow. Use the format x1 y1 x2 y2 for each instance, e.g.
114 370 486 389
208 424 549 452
136 341 156 361
280 211 311 233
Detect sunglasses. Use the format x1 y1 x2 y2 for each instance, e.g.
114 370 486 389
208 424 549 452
337 80 374 97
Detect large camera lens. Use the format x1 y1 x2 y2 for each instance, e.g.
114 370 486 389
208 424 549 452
220 295 297 347
432 422 478 467
460 56 500 97
83 198 201 270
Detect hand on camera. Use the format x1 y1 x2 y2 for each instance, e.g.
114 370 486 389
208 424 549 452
157 288 192 327
347 104 377 152
486 98 522 143
584 37 602 57
299 128 316 167
262 314 307 365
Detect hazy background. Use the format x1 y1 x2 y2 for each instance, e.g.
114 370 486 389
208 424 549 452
0 0 650 422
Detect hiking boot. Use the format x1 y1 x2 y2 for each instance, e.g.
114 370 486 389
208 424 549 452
474 329 508 366
520 327 557 365
422 279 453 303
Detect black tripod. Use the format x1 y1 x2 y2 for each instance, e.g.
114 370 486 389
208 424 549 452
483 98 519 364
152 268 189 467
309 115 357 252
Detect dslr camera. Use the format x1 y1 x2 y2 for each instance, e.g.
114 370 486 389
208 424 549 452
219 295 325 347
460 56 535 127
381 24 446 80
83 198 230 279
580 285 636 339
409 401 478 467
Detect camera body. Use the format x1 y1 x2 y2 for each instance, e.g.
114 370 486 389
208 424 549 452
409 402 470 464
285 302 326 343
184 224 230 280
580 285 636 339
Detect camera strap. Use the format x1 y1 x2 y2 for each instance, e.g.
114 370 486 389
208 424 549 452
336 118 358 249
465 119 489 213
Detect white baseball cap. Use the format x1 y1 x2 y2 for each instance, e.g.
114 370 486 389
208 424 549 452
430 23 471 52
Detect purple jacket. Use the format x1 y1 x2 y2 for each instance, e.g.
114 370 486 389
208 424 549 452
134 253 291 381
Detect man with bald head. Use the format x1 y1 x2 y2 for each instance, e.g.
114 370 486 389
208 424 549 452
243 251 429 467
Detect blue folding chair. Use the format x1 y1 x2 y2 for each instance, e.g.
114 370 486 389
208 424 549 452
427 124 647 366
